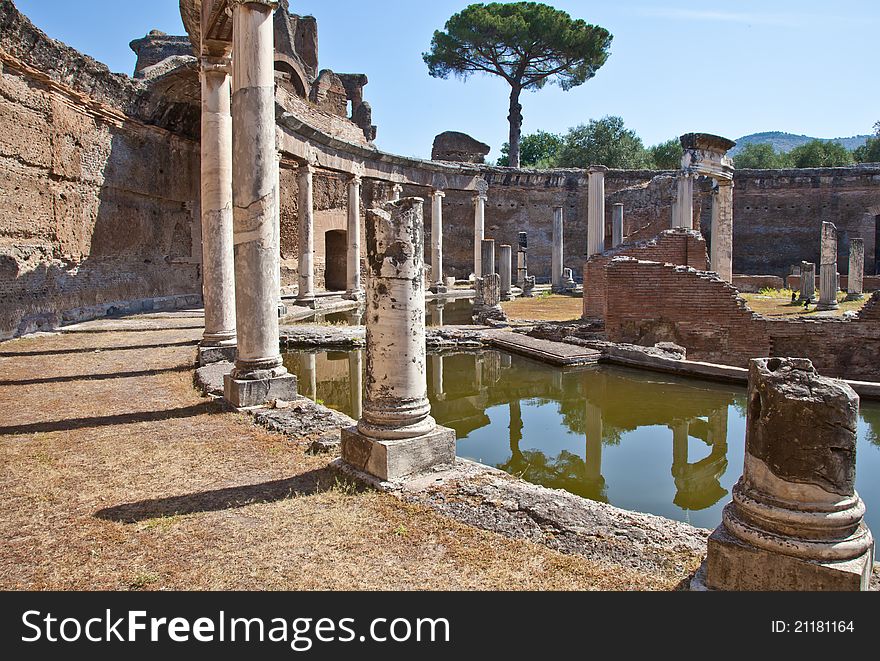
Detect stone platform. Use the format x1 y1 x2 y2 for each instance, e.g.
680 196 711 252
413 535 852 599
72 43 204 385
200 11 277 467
486 330 601 366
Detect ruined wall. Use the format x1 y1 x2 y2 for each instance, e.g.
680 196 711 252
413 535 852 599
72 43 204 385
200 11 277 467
0 2 201 339
604 260 880 380
582 229 708 319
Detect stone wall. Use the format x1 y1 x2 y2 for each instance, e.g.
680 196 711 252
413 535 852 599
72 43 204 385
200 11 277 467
0 2 201 339
604 259 880 381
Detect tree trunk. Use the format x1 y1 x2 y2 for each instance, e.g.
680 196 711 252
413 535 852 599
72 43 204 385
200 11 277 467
507 84 523 168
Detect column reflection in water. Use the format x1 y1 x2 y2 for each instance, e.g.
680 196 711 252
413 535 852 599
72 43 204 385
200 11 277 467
670 411 729 512
430 354 445 401
302 352 317 401
348 349 363 419
583 401 606 501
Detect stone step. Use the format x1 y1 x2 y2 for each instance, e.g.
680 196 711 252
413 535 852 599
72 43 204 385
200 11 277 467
485 330 601 366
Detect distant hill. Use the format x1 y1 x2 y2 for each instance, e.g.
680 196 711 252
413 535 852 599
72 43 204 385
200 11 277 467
728 131 871 155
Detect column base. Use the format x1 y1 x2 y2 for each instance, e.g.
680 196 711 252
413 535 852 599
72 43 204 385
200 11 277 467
294 297 316 309
815 301 840 311
704 524 874 591
340 424 456 481
223 372 298 409
198 343 237 367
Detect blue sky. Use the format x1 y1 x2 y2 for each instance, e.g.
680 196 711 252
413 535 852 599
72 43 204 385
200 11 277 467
15 0 880 160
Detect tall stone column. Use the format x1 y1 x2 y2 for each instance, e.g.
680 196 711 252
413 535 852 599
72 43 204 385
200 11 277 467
198 55 237 364
587 166 606 256
296 163 315 307
710 179 734 283
611 203 624 248
481 238 495 277
430 189 446 293
846 237 865 301
499 244 512 301
473 179 488 277
224 0 297 408
516 232 527 287
704 358 874 590
670 200 679 229
551 206 564 291
274 151 286 317
340 198 456 481
345 175 362 300
800 261 816 302
675 172 694 229
817 221 839 311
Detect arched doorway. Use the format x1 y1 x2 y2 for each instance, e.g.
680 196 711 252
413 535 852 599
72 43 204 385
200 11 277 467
324 230 347 291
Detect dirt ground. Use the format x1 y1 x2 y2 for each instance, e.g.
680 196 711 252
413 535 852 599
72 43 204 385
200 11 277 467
741 290 867 318
502 293 584 321
0 310 683 591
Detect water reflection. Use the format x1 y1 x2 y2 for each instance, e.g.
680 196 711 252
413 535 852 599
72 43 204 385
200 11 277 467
282 348 880 530
287 297 475 327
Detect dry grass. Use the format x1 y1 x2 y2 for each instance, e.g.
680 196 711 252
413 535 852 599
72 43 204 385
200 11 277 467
741 288 868 318
0 313 679 591
502 293 584 321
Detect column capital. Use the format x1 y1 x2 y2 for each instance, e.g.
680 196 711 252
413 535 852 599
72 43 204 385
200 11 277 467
391 183 404 193
297 162 315 177
432 189 446 198
229 0 279 9
715 177 734 188
587 165 608 175
201 55 232 74
349 174 362 186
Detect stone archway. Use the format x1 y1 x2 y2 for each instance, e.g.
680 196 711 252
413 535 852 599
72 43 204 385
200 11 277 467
324 229 347 291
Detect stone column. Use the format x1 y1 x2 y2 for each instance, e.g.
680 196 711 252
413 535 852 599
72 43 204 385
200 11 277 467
587 167 606 256
348 349 363 419
800 261 816 302
198 55 237 365
481 238 495 277
430 189 446 293
675 172 694 229
551 206 564 292
224 0 297 408
499 244 512 301
274 151 286 317
345 175 362 300
704 357 873 590
817 221 839 311
670 200 679 229
296 163 315 307
846 237 865 301
391 183 403 202
710 179 734 283
516 231 528 287
340 198 456 481
611 203 624 248
473 179 488 277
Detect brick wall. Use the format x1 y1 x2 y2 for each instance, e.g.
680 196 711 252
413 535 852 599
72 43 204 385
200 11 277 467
583 229 708 318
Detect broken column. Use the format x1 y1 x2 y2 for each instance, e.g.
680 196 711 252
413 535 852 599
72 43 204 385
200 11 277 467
430 189 446 293
800 261 816 302
710 180 734 283
474 238 505 323
846 238 865 301
340 198 456 480
473 179 488 277
587 166 606 257
499 244 512 301
817 221 840 311
345 174 363 300
551 206 564 292
704 357 874 590
516 231 534 297
296 163 315 307
224 0 297 408
198 54 237 365
675 173 694 229
611 203 624 248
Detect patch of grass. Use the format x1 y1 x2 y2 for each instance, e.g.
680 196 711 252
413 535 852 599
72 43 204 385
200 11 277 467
742 289 868 318
140 514 182 531
501 294 583 321
128 571 159 591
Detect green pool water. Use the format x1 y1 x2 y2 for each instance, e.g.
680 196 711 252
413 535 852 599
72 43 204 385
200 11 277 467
287 297 475 327
282 348 880 531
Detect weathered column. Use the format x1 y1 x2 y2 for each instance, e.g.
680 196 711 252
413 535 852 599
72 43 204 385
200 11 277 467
296 163 315 307
345 175 362 300
710 179 734 283
224 0 297 408
340 198 456 480
611 203 624 248
704 357 873 590
499 244 512 301
670 200 679 229
481 238 495 277
800 261 816 302
274 151 286 317
846 237 865 301
587 166 606 256
391 183 403 202
198 54 237 365
430 189 446 293
473 179 488 277
348 349 363 419
817 221 839 311
551 206 564 292
516 231 528 287
675 172 694 229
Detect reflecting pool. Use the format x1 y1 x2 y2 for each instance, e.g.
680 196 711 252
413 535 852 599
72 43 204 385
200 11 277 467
282 348 880 531
285 297 475 327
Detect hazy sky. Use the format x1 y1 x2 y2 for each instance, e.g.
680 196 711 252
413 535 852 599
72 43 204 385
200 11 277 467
15 0 880 161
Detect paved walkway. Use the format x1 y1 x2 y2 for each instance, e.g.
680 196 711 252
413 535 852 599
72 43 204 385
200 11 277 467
0 311 669 590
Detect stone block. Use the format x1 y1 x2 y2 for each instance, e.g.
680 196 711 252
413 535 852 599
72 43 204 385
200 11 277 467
705 525 874 591
223 373 298 408
198 344 236 366
340 424 456 481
